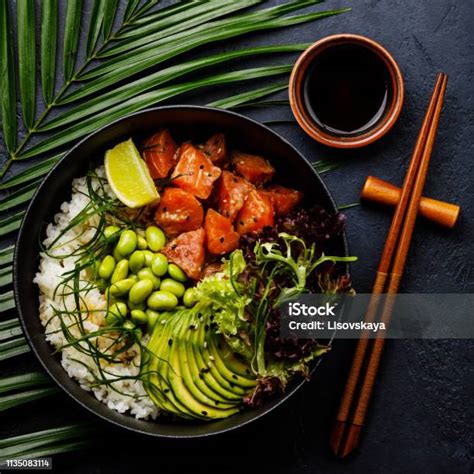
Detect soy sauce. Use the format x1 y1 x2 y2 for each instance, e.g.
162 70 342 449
303 44 391 136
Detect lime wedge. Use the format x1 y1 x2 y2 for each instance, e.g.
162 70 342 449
105 138 159 208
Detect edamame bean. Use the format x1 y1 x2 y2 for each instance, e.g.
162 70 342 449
98 255 116 280
137 268 160 289
106 302 127 326
145 226 166 252
146 309 160 333
168 263 187 282
131 309 148 325
151 253 168 277
128 300 146 311
123 320 136 331
147 291 178 311
183 288 197 307
137 236 148 250
116 230 138 256
160 278 185 298
109 278 135 297
143 250 154 267
129 279 154 304
103 225 121 241
113 246 123 262
111 259 129 284
129 250 145 273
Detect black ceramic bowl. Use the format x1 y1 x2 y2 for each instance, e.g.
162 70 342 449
14 106 348 438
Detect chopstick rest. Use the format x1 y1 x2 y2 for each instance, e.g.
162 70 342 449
361 175 460 228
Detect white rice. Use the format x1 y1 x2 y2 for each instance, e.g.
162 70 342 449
34 167 159 420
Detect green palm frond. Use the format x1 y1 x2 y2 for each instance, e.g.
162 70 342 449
0 424 97 462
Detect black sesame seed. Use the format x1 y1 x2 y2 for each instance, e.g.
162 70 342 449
253 217 258 222
189 325 196 330
215 401 220 406
219 236 225 243
162 206 167 212
199 164 204 169
168 339 173 346
239 221 244 226
204 324 209 330
163 388 170 393
186 216 190 221
202 411 208 416
232 374 238 380
199 374 204 380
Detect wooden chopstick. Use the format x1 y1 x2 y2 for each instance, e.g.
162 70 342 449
330 73 448 458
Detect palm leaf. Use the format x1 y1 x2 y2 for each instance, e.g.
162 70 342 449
0 372 51 394
0 211 24 236
77 1 328 83
19 65 292 159
0 323 21 340
41 44 308 130
103 0 120 39
40 0 58 105
0 155 61 190
123 0 142 22
0 0 17 153
86 0 106 56
0 246 14 266
100 0 261 57
209 82 288 109
63 0 83 81
0 179 40 211
125 1 200 29
16 0 36 129
0 317 18 331
0 387 58 412
127 0 159 22
0 424 95 461
0 337 29 361
0 265 12 287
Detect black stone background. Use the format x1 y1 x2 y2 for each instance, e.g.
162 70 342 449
1 1 473 473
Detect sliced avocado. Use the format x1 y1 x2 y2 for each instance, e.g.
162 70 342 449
159 314 207 420
146 311 198 419
180 313 237 409
207 333 257 390
168 314 239 419
185 317 238 406
200 327 248 396
217 336 256 379
191 318 243 402
145 313 187 417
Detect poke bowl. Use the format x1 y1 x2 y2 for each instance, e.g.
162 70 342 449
14 106 352 437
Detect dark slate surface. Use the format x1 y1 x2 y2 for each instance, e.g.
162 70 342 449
1 1 473 473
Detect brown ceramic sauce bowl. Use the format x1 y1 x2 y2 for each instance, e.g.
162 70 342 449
289 34 404 149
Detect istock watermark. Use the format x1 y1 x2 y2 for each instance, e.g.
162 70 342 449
280 294 474 339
